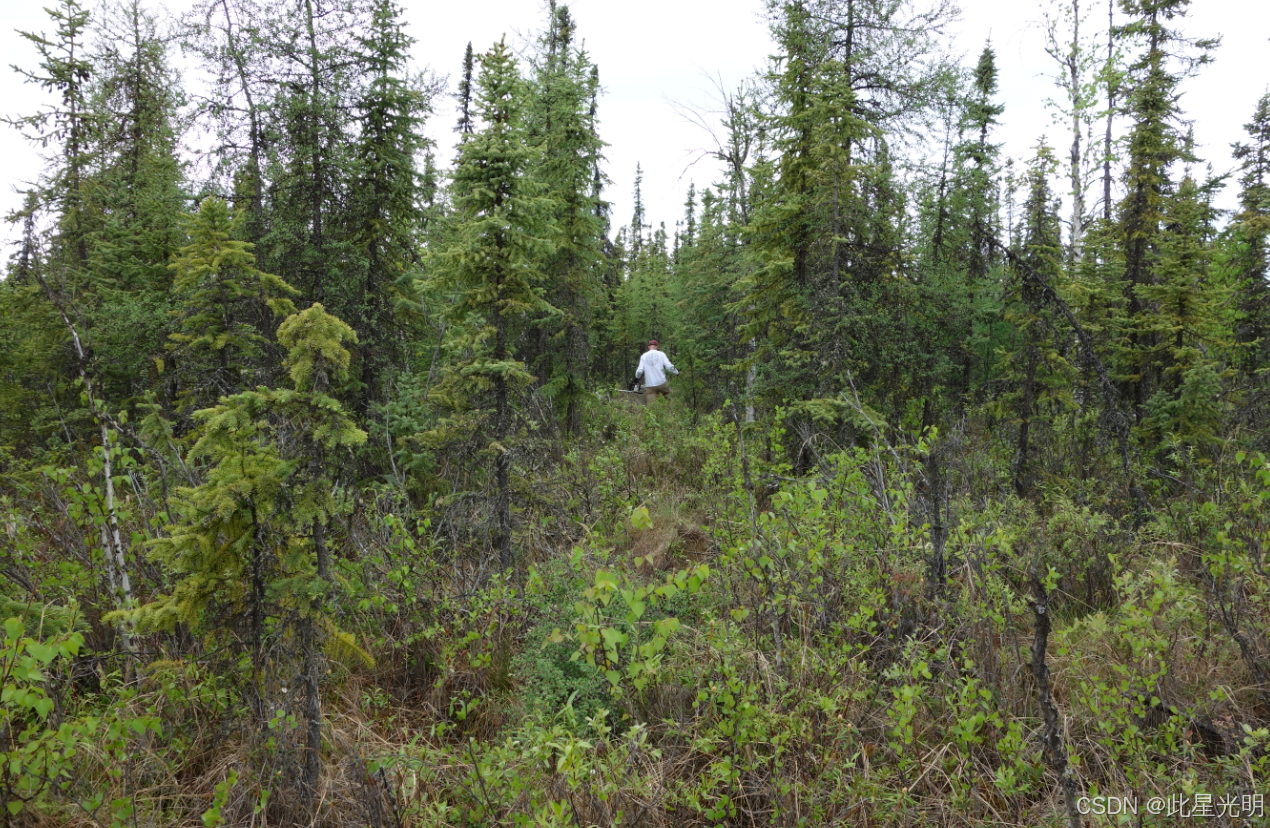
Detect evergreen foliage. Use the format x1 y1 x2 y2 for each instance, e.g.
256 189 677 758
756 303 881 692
526 3 607 432
167 197 298 411
342 0 434 413
1232 93 1270 383
1113 0 1215 414
4 1 1270 823
424 39 554 573
744 0 874 408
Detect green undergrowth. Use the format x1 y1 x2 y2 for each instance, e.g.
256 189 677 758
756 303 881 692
4 400 1270 826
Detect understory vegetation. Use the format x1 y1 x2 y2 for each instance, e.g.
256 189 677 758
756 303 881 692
5 404 1270 826
2 0 1269 825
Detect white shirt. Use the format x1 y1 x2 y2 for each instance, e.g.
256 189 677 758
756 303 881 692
636 349 678 387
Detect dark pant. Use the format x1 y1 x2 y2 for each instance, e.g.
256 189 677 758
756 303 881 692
644 383 670 402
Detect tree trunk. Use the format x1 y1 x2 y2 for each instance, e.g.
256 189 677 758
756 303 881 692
1014 340 1039 497
217 0 264 229
1102 0 1114 222
1068 0 1086 261
493 285 513 573
31 260 135 653
302 519 329 815
303 0 326 303
301 614 322 814
1032 580 1084 828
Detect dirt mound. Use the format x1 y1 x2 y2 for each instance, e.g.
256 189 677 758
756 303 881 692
634 522 717 574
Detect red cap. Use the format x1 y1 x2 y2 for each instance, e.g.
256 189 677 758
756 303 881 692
648 339 659 347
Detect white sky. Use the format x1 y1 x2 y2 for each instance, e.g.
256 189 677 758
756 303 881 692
2 0 1268 252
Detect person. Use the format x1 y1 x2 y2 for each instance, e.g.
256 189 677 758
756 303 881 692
635 339 678 402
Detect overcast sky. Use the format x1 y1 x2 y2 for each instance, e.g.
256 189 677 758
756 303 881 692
2 0 1267 252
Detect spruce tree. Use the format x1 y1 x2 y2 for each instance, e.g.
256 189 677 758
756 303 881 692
526 3 606 432
185 0 272 235
425 40 554 573
251 0 363 327
1135 175 1229 452
1000 145 1076 494
1113 0 1214 415
343 0 433 414
670 186 751 410
132 301 366 815
1231 93 1270 379
615 222 675 358
682 182 697 250
942 45 1007 401
85 0 187 401
167 198 298 412
7 0 96 274
456 41 475 138
744 0 823 398
744 0 891 414
630 163 647 259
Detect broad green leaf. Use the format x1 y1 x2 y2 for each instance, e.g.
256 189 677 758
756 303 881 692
26 643 58 665
630 506 653 531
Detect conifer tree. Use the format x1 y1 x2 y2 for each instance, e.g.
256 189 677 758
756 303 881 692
526 3 606 431
1135 175 1229 452
426 40 554 572
681 182 697 250
85 0 187 400
456 41 475 138
88 0 184 290
1231 93 1270 379
185 0 272 235
343 0 434 414
744 0 886 410
1000 145 1076 493
252 0 363 323
132 301 366 814
1113 0 1214 414
630 163 647 259
944 45 1007 400
670 186 750 409
744 0 823 374
7 0 96 274
615 223 675 357
167 198 298 411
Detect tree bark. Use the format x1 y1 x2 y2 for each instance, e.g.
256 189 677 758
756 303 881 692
31 259 135 654
1014 339 1039 497
1068 0 1086 261
216 0 264 229
1102 0 1114 222
1032 580 1083 828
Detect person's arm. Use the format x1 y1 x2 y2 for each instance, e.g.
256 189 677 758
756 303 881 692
635 354 645 379
664 353 678 375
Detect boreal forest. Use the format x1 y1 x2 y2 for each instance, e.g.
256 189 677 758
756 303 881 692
0 0 1268 824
